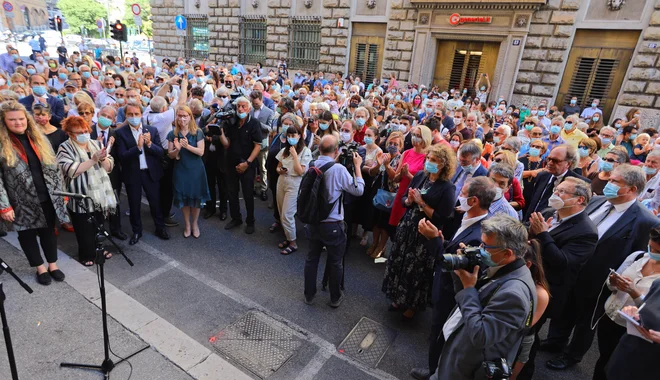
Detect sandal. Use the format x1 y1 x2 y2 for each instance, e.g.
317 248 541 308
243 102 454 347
269 222 281 233
280 246 298 255
278 240 290 249
366 245 376 256
82 261 94 267
370 249 383 259
104 251 112 260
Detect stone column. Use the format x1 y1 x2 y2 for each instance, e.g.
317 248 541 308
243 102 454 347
265 0 290 68
382 0 417 83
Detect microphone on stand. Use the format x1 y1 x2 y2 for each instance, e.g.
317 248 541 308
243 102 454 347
52 191 90 200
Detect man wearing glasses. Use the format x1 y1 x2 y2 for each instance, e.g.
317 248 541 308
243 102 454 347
597 126 616 158
523 145 589 221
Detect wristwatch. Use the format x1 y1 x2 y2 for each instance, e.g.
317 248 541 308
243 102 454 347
246 159 252 165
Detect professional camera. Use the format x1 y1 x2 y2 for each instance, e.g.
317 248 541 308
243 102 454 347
338 141 360 175
483 358 512 380
440 246 482 272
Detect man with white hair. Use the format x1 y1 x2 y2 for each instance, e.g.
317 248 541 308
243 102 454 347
492 124 511 147
222 96 263 234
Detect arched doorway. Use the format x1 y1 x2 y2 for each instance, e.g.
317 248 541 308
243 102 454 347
22 7 31 29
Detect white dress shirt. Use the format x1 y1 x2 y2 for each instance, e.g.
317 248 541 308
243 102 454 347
96 125 109 147
129 125 148 170
142 107 174 149
453 213 488 241
589 199 636 239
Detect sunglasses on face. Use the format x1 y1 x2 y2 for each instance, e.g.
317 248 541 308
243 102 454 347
603 158 618 163
546 157 565 164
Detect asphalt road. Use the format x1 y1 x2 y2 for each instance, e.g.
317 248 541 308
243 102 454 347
22 193 598 379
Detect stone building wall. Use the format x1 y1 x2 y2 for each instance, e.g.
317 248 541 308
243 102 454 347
151 0 185 60
511 0 579 106
382 0 418 82
207 0 240 64
319 0 350 74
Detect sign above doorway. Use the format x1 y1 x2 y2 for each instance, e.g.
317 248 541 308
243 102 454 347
449 13 492 26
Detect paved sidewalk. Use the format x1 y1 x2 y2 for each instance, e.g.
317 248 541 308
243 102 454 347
0 237 249 380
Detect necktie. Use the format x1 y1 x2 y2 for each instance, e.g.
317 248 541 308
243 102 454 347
591 203 613 226
454 169 469 198
100 130 106 147
534 175 557 212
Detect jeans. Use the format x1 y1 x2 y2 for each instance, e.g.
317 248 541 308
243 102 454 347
304 222 346 302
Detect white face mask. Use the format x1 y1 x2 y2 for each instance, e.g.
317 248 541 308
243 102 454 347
340 131 351 143
457 196 472 212
548 194 576 210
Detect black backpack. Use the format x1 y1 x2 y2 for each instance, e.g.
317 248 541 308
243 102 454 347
297 162 341 224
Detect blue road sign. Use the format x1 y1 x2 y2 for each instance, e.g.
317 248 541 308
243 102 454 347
175 15 187 30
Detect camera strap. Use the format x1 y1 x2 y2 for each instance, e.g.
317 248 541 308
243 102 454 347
479 278 535 330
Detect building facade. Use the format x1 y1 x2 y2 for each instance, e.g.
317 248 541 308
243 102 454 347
2 0 50 32
151 0 660 128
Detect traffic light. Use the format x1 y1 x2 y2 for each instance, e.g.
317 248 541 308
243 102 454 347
111 21 127 42
49 17 55 30
55 16 63 32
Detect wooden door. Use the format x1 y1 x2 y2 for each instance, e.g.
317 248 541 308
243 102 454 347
349 36 384 85
433 40 499 99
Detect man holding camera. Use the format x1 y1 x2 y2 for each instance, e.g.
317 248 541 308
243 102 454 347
222 97 263 234
431 214 537 380
411 176 497 380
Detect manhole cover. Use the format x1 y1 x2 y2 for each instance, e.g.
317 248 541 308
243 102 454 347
337 317 396 368
209 311 302 379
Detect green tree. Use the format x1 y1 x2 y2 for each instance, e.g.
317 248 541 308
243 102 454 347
124 0 152 37
58 0 107 38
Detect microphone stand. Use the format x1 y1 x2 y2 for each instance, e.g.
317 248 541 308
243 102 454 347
0 259 34 380
59 197 148 377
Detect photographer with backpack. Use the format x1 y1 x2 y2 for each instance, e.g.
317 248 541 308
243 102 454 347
300 134 364 308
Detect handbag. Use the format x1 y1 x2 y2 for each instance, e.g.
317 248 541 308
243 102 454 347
372 171 396 212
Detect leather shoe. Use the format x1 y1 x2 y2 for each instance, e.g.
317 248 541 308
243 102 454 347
245 224 255 234
219 212 227 221
111 231 128 241
410 368 431 380
225 219 243 230
129 233 142 245
203 209 216 219
36 272 52 285
155 229 170 240
539 340 564 353
546 355 579 370
260 191 268 201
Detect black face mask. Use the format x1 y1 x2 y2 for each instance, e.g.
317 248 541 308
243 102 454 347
350 103 359 108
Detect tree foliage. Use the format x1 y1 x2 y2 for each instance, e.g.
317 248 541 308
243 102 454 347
123 0 152 37
58 0 107 38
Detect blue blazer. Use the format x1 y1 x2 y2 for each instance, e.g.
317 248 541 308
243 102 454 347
19 94 65 128
263 96 275 111
450 164 488 184
114 124 164 185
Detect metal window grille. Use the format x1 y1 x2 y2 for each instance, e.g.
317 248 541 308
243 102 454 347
449 50 482 96
239 16 267 65
564 57 618 110
288 17 321 70
183 14 209 59
353 43 379 85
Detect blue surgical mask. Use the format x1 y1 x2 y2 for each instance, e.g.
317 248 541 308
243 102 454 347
27 68 36 75
238 112 247 119
578 147 590 157
479 247 503 267
570 99 576 105
493 136 500 144
355 118 366 127
538 110 545 117
600 137 612 146
283 85 290 91
82 72 91 79
630 134 638 141
525 124 534 131
424 160 439 174
603 181 620 199
98 116 113 128
592 102 597 108
340 131 351 143
564 123 573 131
11 54 18 59
105 87 115 94
141 96 151 105
480 86 486 91
643 166 657 176
648 245 660 261
364 137 374 145
461 164 474 173
529 148 541 157
287 137 299 145
66 92 74 100
58 73 68 80
600 161 614 173
592 116 600 122
426 107 433 114
550 125 561 135
319 122 329 131
127 117 141 126
67 67 74 72
495 109 503 116
76 133 90 144
32 86 46 97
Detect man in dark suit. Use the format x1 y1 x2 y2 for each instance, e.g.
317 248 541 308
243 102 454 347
410 176 497 380
452 141 488 199
523 144 589 221
518 177 598 379
545 164 659 370
114 102 170 245
91 105 127 240
19 74 65 128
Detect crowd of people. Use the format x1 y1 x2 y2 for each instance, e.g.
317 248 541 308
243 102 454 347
0 44 659 379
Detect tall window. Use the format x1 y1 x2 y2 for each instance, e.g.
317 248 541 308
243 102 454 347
288 17 321 70
183 14 209 59
239 17 267 65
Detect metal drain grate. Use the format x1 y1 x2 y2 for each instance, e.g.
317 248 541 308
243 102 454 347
209 311 302 379
337 317 396 368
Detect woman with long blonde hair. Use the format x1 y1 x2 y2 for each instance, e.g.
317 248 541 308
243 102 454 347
167 105 210 238
0 101 69 285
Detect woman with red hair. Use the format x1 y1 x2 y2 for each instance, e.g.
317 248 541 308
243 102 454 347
57 116 116 266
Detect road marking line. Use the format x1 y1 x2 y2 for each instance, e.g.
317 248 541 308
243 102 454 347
123 260 179 290
294 347 333 380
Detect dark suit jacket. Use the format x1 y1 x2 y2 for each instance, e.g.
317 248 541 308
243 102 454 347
91 126 122 189
523 169 590 221
576 197 659 300
114 125 164 185
451 164 488 185
19 94 66 128
533 211 598 318
401 171 456 229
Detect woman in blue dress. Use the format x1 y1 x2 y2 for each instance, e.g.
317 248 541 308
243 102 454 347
167 105 210 238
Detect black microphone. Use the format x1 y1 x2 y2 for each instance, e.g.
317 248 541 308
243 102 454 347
52 190 89 200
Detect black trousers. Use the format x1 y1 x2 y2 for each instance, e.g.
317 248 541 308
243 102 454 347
160 158 174 218
204 155 228 214
304 222 346 303
17 201 58 267
593 315 625 380
69 210 105 263
227 164 256 225
322 200 356 289
125 170 165 234
108 185 123 234
267 165 280 221
427 274 456 374
546 292 599 361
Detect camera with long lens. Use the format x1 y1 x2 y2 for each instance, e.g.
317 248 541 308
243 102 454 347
213 92 242 121
338 141 360 175
483 358 512 380
441 246 482 272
